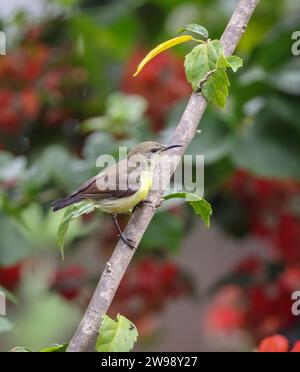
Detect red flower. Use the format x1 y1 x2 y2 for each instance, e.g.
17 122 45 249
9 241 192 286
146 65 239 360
204 285 248 333
161 262 178 286
112 258 191 320
278 265 300 292
291 340 300 352
0 24 86 138
276 213 300 264
235 256 264 277
0 264 22 291
205 263 297 342
19 89 40 119
0 90 21 134
248 283 294 337
206 306 247 330
258 334 289 352
54 266 86 301
228 170 300 264
258 335 300 352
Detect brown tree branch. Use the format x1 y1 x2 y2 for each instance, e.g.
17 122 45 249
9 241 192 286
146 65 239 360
66 0 260 352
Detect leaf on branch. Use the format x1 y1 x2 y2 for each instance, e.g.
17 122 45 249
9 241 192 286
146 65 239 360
216 54 231 69
184 40 223 90
133 35 193 77
202 68 230 108
226 55 243 72
96 314 138 352
10 343 67 352
184 39 243 107
40 344 68 352
189 196 212 228
179 23 209 40
164 192 212 227
57 201 97 259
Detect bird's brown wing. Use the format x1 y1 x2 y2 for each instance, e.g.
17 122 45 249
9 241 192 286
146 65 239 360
69 159 140 200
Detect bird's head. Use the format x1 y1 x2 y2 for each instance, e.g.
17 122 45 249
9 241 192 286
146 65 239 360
127 141 183 176
128 141 182 160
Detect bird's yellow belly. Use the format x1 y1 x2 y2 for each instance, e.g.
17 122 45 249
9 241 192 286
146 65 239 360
98 171 152 214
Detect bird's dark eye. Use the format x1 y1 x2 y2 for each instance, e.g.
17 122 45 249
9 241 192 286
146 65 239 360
150 147 159 153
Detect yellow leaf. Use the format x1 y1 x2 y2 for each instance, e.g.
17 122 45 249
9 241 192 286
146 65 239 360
133 35 193 77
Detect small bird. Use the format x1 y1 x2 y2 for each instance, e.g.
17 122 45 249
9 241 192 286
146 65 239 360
52 141 182 248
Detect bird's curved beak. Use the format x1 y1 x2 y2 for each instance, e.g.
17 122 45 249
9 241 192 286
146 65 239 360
162 144 183 152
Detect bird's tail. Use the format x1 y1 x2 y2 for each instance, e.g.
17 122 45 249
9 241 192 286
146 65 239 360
51 195 83 211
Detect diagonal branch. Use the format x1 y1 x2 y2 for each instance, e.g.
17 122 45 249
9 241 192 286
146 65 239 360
66 0 260 352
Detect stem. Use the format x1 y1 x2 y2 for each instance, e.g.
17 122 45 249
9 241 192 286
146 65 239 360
66 0 260 352
192 37 206 44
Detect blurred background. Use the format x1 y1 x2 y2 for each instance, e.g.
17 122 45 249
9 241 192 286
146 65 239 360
0 0 300 352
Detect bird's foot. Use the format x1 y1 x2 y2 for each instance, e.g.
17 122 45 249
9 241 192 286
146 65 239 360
134 197 164 212
156 197 165 208
111 214 136 249
118 234 136 249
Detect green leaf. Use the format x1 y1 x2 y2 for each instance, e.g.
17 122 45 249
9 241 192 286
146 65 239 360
230 106 300 180
189 196 212 228
9 292 80 351
0 192 24 224
81 93 149 136
0 317 14 333
96 314 138 352
106 93 148 123
21 203 92 252
184 40 243 107
81 116 111 133
184 39 224 91
83 132 115 163
226 55 243 72
164 192 212 227
21 145 77 194
202 68 230 108
40 344 68 352
57 201 97 258
179 23 209 40
0 213 30 266
216 54 231 69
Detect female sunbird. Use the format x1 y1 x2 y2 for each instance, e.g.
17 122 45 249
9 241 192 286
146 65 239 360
52 141 182 248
